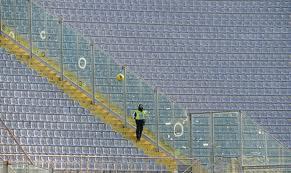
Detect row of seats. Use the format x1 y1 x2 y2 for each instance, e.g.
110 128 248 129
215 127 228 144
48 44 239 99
1 122 119 132
115 52 289 61
0 98 78 107
0 91 69 100
4 23 289 45
126 61 289 69
41 0 289 7
1 156 165 172
59 24 289 35
0 142 140 155
29 33 290 47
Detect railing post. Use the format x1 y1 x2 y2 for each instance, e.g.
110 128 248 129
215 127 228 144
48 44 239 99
264 131 268 165
86 156 89 173
171 101 175 156
238 111 243 173
28 0 32 62
76 34 79 80
59 17 64 80
188 112 193 162
155 87 159 151
80 155 82 172
3 161 9 173
91 40 95 104
122 65 127 127
0 0 2 33
209 112 214 173
279 147 283 166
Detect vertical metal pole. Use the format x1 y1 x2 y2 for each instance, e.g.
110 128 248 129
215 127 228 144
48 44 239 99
188 113 193 167
107 55 111 109
279 147 283 166
122 65 127 127
3 161 9 173
28 0 32 61
26 162 29 173
91 40 95 104
238 111 243 173
209 113 214 173
278 147 282 167
81 155 83 172
12 0 16 39
59 17 64 80
76 34 79 80
0 0 2 33
44 9 48 54
171 101 175 157
264 131 268 165
155 87 159 151
86 156 89 173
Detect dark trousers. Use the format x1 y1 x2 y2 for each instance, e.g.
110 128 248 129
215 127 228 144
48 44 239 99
135 119 145 140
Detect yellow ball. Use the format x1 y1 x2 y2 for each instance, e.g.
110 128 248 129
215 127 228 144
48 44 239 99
116 73 124 81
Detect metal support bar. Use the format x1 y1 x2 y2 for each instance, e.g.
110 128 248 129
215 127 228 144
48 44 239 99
155 87 159 151
188 113 193 161
0 117 33 165
59 17 64 80
91 41 95 104
170 101 176 158
76 34 79 80
279 147 283 166
122 65 127 127
86 156 89 173
188 113 194 169
0 0 2 33
28 0 32 61
209 113 214 173
264 131 268 165
238 111 243 173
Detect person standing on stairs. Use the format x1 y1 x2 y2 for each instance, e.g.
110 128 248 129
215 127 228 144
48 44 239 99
132 104 147 141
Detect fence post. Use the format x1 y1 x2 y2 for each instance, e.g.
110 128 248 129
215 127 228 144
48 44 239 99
91 40 95 104
0 0 2 33
122 65 127 127
59 17 64 80
28 0 32 62
264 131 268 165
209 113 214 173
155 87 159 151
238 111 243 173
188 112 193 170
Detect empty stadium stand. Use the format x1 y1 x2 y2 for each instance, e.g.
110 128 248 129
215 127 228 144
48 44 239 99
0 0 290 172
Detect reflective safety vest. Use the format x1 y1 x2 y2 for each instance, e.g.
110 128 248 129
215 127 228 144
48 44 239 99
133 110 147 120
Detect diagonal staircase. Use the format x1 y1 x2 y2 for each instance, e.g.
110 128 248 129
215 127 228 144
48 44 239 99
0 20 205 172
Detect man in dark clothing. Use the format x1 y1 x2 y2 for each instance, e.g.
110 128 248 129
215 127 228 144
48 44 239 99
132 104 147 141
